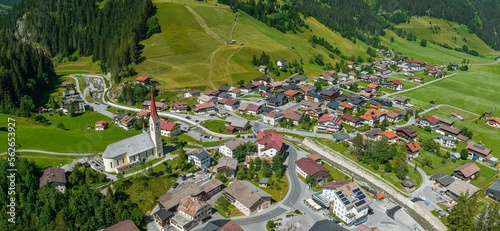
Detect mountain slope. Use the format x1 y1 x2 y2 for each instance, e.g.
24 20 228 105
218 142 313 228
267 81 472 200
133 0 369 90
395 16 499 56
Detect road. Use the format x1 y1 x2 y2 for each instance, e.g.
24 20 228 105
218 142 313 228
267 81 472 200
231 142 303 226
303 138 447 231
0 149 94 156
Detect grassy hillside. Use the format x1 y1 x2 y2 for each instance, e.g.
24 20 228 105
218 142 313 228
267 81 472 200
0 113 140 152
395 16 500 57
133 0 368 90
54 56 101 75
381 29 493 65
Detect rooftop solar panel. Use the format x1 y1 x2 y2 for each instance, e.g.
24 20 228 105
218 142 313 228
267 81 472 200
355 200 366 207
358 195 366 200
336 191 343 195
473 144 486 150
338 194 345 199
353 188 361 193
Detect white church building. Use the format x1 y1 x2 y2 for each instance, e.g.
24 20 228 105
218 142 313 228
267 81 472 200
102 89 164 173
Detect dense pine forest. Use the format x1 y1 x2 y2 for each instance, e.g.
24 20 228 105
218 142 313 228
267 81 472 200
0 0 159 116
0 159 144 230
376 0 500 50
219 0 500 50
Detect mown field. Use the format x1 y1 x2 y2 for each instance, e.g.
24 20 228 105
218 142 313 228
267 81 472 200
395 16 500 57
0 112 140 153
132 0 369 90
54 56 101 75
402 70 500 114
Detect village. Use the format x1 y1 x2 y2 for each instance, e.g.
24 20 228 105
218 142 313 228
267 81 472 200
37 51 500 231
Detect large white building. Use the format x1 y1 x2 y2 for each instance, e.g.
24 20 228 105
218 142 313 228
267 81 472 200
102 89 164 173
256 130 284 158
187 149 211 169
320 180 371 226
218 139 246 158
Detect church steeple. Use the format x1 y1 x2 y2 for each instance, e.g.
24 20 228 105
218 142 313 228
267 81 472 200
149 87 163 158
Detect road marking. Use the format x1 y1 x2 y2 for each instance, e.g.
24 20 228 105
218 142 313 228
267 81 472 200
279 204 291 210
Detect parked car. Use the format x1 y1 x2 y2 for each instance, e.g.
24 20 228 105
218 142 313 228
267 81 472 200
181 175 186 181
172 182 179 188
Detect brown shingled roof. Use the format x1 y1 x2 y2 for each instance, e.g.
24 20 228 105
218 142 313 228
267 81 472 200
223 181 271 209
454 163 480 178
105 220 140 231
177 196 210 217
39 168 66 188
295 157 329 176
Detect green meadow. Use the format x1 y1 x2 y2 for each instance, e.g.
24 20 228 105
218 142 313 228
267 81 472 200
133 0 369 90
0 113 140 153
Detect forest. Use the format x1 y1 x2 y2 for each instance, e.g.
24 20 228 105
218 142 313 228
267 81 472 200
0 0 159 116
375 0 500 50
0 159 144 230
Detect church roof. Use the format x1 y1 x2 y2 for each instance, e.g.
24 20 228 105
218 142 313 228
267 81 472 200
150 88 159 120
102 132 154 159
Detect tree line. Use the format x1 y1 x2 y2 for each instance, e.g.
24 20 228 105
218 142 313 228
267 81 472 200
0 0 160 116
376 0 500 50
0 159 144 230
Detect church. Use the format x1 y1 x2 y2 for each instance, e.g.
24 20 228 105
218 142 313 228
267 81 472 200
102 89 164 173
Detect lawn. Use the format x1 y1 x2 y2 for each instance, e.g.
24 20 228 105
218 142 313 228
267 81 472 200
248 175 289 202
236 112 260 121
134 0 369 90
0 153 80 169
120 175 176 213
395 16 500 56
401 69 500 153
54 56 101 75
381 29 492 65
0 113 141 153
322 162 350 180
200 119 229 133
314 139 422 191
402 70 500 114
414 151 498 188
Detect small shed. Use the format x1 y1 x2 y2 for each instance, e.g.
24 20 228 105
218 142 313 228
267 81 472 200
259 178 269 188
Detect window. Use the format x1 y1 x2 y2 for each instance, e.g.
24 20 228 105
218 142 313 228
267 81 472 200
110 162 113 168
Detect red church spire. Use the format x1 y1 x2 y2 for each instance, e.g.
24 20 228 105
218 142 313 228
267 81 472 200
150 87 158 120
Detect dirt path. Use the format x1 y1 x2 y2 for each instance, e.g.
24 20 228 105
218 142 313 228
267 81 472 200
224 46 243 85
185 5 225 44
228 14 238 41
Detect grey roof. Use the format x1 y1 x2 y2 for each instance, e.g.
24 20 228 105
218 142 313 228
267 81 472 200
188 149 210 160
332 132 350 141
487 179 500 192
435 116 454 125
102 132 154 158
309 219 347 231
431 173 455 186
153 209 173 220
446 180 479 198
213 157 238 171
222 139 245 151
286 84 299 90
267 93 286 103
259 178 269 184
437 135 455 141
300 100 321 107
201 220 232 231
294 75 307 81
225 116 249 128
326 101 339 110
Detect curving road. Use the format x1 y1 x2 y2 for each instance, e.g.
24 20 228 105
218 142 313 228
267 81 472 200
232 142 303 225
